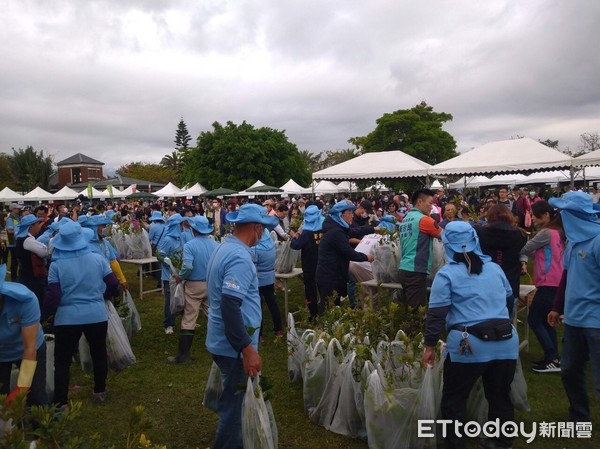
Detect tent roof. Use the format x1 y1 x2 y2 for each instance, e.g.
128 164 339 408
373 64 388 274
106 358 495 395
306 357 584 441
154 182 183 197
573 149 600 167
479 173 529 187
53 186 80 200
429 138 573 176
302 180 339 194
336 181 359 192
447 176 490 189
0 187 24 202
181 183 207 196
22 186 55 201
312 150 431 180
79 186 105 198
279 179 306 195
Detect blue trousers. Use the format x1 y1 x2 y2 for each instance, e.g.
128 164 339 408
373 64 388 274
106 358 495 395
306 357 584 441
561 324 600 422
212 354 247 449
527 286 559 362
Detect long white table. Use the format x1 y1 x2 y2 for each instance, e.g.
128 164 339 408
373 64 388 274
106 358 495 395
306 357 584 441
120 257 162 299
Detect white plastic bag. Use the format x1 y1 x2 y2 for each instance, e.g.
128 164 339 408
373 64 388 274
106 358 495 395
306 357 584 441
302 338 328 412
510 358 530 412
371 243 401 283
78 335 93 372
202 362 222 413
125 290 142 338
309 338 344 427
105 300 136 371
45 334 55 402
287 313 305 383
124 229 153 259
328 351 364 438
428 238 446 280
274 240 300 273
242 375 276 449
169 275 185 315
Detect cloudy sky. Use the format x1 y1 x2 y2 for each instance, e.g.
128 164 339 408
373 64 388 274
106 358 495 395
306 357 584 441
1 0 599 173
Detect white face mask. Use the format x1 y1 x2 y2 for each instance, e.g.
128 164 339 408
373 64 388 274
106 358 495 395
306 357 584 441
361 212 368 219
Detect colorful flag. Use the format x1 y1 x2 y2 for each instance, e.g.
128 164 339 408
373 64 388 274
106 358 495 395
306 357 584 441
87 182 93 199
107 184 114 199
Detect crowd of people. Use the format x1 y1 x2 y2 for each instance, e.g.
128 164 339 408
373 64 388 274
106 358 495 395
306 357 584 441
0 184 599 449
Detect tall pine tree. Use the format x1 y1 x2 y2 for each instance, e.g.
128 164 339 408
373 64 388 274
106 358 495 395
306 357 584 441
174 118 192 154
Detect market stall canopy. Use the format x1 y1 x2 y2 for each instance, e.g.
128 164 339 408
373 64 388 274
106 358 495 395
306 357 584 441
429 179 443 189
180 183 207 197
313 150 431 180
480 173 529 187
127 191 159 200
52 186 80 200
22 186 55 201
98 185 127 199
203 187 237 197
0 187 24 202
429 138 574 176
572 148 600 167
79 186 105 199
336 181 359 192
302 180 339 195
447 176 490 189
154 182 183 197
279 179 306 195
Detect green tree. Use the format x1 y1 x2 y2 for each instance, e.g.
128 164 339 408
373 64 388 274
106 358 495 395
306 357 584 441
299 149 322 174
160 151 184 172
318 149 360 170
117 162 178 184
183 121 311 190
9 146 54 191
349 101 458 165
0 153 18 189
174 118 192 153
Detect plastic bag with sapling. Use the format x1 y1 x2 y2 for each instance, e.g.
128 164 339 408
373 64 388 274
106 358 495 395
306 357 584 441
164 256 185 315
274 239 300 273
302 338 328 413
309 338 344 427
371 235 401 284
242 374 277 449
287 313 305 383
328 351 365 439
202 362 223 413
105 300 136 371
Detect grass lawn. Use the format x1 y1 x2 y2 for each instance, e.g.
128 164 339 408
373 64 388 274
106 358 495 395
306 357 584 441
62 264 598 449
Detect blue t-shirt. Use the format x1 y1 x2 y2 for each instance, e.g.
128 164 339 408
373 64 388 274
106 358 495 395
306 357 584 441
181 236 219 281
181 227 195 245
429 260 519 363
206 235 262 358
149 222 166 246
157 234 182 281
250 229 276 287
563 235 600 328
0 282 45 362
89 239 119 262
48 252 113 325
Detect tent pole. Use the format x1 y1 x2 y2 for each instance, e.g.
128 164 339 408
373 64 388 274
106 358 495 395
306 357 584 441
570 166 575 190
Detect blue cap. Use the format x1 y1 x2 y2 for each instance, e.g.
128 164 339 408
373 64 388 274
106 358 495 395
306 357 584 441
186 216 213 234
329 200 356 215
166 214 184 227
149 211 165 222
442 221 479 253
549 191 600 215
52 221 88 252
16 215 43 238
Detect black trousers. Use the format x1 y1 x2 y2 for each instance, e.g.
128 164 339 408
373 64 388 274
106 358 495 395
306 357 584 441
8 247 19 281
398 270 428 308
259 284 282 335
303 271 318 319
54 321 108 406
317 284 346 316
441 355 517 449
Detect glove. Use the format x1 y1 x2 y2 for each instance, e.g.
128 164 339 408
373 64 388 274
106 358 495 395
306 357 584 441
5 359 37 404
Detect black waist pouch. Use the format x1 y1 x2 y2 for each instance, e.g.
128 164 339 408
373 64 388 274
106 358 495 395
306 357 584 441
452 319 513 341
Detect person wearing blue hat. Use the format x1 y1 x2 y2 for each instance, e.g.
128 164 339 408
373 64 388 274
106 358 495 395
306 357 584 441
157 213 184 334
0 264 48 406
290 204 324 319
43 221 120 408
81 215 128 292
167 216 218 364
423 221 518 449
147 209 166 288
315 200 373 315
15 214 49 308
205 203 278 449
547 191 600 423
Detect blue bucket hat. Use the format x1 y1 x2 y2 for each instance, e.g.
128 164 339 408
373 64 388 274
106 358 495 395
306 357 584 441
303 205 323 232
149 211 165 222
329 200 356 216
166 214 184 227
81 227 95 242
548 191 600 215
105 210 117 220
88 215 113 227
226 204 279 228
52 221 89 251
442 221 480 254
186 216 213 234
16 215 43 238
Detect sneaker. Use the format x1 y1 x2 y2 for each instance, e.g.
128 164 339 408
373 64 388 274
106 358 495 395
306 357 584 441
165 326 174 335
532 358 547 366
92 391 107 403
532 361 561 373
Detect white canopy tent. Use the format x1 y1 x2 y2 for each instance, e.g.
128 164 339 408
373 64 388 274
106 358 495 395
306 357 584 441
302 180 339 195
154 182 183 197
363 181 391 192
181 183 207 197
480 174 529 187
429 179 443 189
79 186 105 199
53 186 80 200
447 176 490 189
279 179 306 195
22 187 55 201
429 138 574 176
312 150 431 180
573 149 600 167
0 187 24 202
117 185 135 197
235 180 265 196
336 181 359 192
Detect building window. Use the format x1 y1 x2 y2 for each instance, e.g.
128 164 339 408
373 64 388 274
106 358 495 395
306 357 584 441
71 168 82 184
